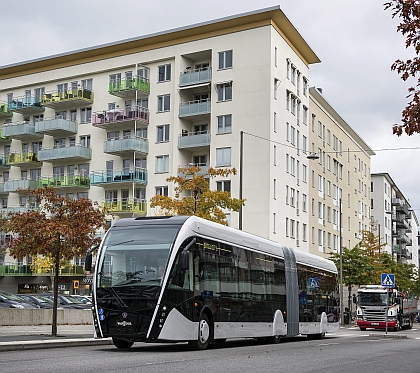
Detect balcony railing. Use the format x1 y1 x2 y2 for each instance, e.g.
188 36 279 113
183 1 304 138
179 67 211 87
8 96 44 114
90 168 147 185
37 175 90 188
108 76 150 97
35 117 78 136
0 263 86 276
3 122 44 141
178 130 210 149
391 198 409 215
4 179 37 192
6 151 40 166
92 106 149 128
0 129 11 144
179 99 211 117
102 199 147 215
177 163 209 177
0 101 12 118
38 145 92 162
41 88 94 108
103 137 148 155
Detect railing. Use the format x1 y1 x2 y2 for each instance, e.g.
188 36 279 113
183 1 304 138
0 264 86 276
38 145 92 161
37 175 90 188
0 130 11 142
92 106 149 126
177 163 209 177
179 67 211 86
90 169 147 185
4 179 37 192
6 151 39 164
108 76 150 94
178 130 210 148
41 88 94 105
102 199 147 214
0 101 12 116
179 99 211 117
103 137 149 154
8 96 43 111
3 122 43 138
35 117 78 134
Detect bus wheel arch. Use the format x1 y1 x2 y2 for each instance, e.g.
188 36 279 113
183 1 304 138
188 308 213 350
112 337 134 349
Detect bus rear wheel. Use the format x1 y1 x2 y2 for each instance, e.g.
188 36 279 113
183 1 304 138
189 313 211 350
268 335 281 344
112 337 134 349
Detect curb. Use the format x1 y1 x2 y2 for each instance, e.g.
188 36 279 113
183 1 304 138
368 333 409 339
0 338 113 352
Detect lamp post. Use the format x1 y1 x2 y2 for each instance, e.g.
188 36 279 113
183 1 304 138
339 197 344 326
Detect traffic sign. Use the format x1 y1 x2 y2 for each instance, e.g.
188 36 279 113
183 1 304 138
381 273 395 287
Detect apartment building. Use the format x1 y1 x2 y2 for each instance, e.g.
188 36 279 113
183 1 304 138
0 6 374 293
371 173 419 267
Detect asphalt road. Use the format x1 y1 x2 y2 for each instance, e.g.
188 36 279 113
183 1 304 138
0 326 419 373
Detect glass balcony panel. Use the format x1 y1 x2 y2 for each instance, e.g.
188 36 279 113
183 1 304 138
37 175 90 188
90 168 147 185
178 131 210 149
0 156 10 170
108 76 150 97
179 67 211 87
177 163 209 177
0 101 12 118
92 106 149 128
0 264 32 276
103 137 148 155
101 199 147 214
38 145 92 162
41 88 94 108
4 122 44 141
179 99 211 117
35 118 78 136
4 179 37 192
8 96 44 114
6 151 40 165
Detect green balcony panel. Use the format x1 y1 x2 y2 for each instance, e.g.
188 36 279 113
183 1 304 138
102 200 147 214
103 137 148 154
6 151 39 165
90 169 147 185
4 179 37 192
108 77 150 95
35 118 78 136
0 129 11 143
41 89 94 108
38 145 92 162
37 175 90 188
179 67 211 87
0 264 33 276
0 101 12 118
179 99 211 117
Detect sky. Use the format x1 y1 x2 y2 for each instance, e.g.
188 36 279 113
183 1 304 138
1 0 419 215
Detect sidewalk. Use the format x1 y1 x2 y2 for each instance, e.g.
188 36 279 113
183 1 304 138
0 324 113 351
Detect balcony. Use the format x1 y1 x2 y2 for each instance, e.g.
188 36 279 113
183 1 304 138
391 198 409 215
179 67 211 87
0 264 33 276
90 168 147 186
179 99 211 118
178 130 210 149
4 179 37 192
0 263 85 276
177 163 209 177
8 96 44 114
6 151 40 166
38 145 92 163
103 137 148 156
41 88 94 109
37 175 90 189
0 101 12 119
0 130 11 145
108 76 150 98
3 122 44 141
35 117 78 136
102 199 147 215
92 106 149 130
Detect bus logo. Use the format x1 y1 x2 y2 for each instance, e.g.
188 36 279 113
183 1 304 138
122 312 128 318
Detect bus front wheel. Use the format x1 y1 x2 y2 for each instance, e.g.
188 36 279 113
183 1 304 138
112 337 134 349
189 313 211 350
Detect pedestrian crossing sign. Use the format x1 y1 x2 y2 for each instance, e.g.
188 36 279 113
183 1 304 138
381 273 395 287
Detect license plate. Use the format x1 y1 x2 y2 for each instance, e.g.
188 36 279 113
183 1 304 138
371 323 379 325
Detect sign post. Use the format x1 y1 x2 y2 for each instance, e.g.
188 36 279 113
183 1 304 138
381 273 395 334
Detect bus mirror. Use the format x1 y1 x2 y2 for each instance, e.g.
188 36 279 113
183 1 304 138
352 294 356 304
85 253 93 272
182 249 189 270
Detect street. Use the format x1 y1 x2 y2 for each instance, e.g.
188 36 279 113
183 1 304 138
1 326 420 373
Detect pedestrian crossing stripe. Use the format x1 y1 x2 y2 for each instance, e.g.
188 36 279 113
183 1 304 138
381 273 395 287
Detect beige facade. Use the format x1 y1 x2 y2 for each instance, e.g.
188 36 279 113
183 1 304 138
308 87 374 258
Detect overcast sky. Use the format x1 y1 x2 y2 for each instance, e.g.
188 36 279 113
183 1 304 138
1 0 419 217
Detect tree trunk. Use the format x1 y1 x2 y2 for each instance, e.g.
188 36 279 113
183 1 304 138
52 252 60 337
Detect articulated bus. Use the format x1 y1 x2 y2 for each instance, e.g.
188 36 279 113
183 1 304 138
87 216 339 350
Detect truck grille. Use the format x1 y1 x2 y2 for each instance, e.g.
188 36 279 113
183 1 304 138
361 307 386 322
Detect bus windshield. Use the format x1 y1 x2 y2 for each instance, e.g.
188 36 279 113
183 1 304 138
358 292 390 306
97 226 180 288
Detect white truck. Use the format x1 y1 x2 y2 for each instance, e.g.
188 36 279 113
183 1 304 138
355 285 417 331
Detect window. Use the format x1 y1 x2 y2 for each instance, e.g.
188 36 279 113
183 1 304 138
218 50 233 69
286 217 289 237
274 112 277 133
303 77 308 96
274 78 279 99
157 94 170 112
302 224 307 241
217 114 232 133
216 147 231 167
109 73 121 83
303 106 308 125
216 180 231 192
302 164 307 183
78 163 90 177
290 126 295 146
302 194 307 212
81 78 93 90
156 155 169 173
217 83 232 101
302 135 307 153
80 107 92 123
274 146 277 166
158 64 171 82
156 186 168 196
80 135 91 147
273 213 276 234
156 124 170 142
274 47 277 67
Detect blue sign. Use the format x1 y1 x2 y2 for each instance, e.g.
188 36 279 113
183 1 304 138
308 278 320 290
381 273 395 287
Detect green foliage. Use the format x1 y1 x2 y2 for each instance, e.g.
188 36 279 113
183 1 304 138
150 166 245 225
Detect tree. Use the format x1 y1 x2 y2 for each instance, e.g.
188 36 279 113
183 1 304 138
0 187 108 336
384 0 420 135
150 166 245 225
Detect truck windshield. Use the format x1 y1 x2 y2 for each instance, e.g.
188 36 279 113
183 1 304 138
96 226 179 288
358 292 389 306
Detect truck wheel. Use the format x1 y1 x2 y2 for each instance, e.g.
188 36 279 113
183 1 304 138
407 316 413 330
393 321 400 332
359 327 366 331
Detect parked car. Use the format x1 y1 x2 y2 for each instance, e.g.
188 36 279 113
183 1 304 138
35 293 91 309
16 294 55 309
69 295 92 305
0 290 37 309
